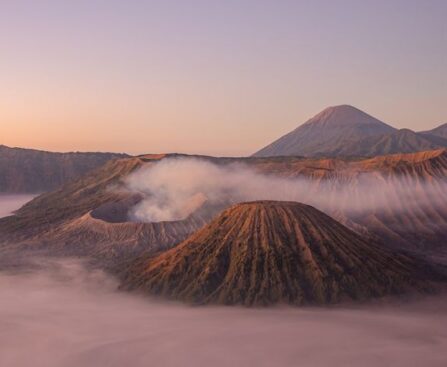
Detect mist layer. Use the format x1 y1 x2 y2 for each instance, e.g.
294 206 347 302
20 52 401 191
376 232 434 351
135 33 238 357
1 260 447 367
0 194 36 218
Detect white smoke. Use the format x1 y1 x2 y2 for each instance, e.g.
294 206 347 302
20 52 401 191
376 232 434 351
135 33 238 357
125 157 447 223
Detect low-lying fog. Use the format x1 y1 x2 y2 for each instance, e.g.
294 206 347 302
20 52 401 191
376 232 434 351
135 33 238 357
1 259 447 367
0 194 36 218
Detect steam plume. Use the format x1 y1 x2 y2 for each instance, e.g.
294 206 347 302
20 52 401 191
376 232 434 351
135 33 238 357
125 158 446 223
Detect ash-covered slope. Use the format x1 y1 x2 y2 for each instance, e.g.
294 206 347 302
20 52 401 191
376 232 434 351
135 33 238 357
122 201 441 306
0 145 128 193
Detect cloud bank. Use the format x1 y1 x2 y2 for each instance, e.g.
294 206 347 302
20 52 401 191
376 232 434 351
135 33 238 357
1 260 446 367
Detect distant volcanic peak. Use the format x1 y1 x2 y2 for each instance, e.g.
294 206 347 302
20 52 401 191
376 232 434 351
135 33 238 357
303 104 395 130
312 104 368 119
252 102 447 158
252 105 398 158
324 104 359 111
123 200 438 306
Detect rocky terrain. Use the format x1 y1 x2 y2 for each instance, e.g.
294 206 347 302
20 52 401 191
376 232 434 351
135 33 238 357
0 145 128 193
1 149 446 267
121 201 443 306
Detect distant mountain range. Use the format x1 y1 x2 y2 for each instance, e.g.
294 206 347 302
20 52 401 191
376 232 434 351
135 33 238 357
0 145 128 193
253 105 447 157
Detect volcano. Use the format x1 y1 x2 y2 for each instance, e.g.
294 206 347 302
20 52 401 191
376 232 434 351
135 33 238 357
253 105 395 157
122 201 441 306
253 105 447 157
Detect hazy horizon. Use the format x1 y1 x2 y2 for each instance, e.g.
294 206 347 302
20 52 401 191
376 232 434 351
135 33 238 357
1 1 446 156
2 103 446 156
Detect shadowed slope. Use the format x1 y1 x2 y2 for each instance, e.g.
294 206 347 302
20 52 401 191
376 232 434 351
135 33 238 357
123 201 441 306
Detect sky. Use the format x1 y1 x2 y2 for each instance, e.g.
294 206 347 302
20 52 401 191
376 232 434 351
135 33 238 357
1 0 446 156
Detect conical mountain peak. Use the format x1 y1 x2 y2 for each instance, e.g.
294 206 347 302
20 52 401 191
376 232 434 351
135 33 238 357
302 104 393 130
253 105 396 157
122 200 439 306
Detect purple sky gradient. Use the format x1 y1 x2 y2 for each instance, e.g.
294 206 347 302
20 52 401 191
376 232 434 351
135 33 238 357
1 0 446 155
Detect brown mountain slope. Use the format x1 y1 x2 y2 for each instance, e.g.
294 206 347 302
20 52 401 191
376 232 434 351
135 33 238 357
122 201 442 306
0 145 128 193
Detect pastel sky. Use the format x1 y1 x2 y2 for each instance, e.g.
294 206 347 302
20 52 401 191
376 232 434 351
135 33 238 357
1 0 446 156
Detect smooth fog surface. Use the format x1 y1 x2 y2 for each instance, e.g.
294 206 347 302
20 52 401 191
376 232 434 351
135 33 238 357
1 259 447 367
0 194 36 218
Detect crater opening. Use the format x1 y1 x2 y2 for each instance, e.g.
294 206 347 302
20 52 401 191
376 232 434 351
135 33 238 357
90 195 143 223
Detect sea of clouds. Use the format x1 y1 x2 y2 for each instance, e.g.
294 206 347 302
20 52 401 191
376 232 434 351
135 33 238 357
1 259 447 367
